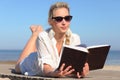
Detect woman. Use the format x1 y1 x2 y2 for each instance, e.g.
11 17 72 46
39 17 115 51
15 2 89 78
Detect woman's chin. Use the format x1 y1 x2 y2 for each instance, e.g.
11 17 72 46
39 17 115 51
61 28 68 33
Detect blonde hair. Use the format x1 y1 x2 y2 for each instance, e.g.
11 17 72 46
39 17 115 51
48 2 71 45
65 28 71 45
65 34 70 45
48 2 70 18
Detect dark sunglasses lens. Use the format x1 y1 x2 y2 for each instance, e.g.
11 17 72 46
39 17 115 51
65 16 72 21
54 17 63 22
52 16 72 22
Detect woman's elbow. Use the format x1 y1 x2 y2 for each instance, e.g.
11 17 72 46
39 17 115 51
15 63 21 73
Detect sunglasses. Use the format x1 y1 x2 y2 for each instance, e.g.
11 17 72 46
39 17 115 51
52 15 72 22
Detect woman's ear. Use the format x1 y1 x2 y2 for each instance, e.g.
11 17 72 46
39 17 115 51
48 18 52 26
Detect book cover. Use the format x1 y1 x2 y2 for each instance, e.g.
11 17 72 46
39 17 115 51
87 45 111 70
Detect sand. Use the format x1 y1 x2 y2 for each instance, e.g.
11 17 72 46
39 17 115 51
0 61 120 80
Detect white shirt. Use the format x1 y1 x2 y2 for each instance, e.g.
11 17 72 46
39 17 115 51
20 29 81 76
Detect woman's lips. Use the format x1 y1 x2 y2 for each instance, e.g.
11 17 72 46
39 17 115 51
61 27 67 30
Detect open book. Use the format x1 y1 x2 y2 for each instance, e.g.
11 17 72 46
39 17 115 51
58 44 110 73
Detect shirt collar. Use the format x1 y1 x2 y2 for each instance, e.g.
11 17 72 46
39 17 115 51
48 28 55 40
47 28 72 45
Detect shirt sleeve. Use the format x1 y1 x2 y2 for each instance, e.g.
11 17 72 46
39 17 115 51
70 33 81 45
36 31 54 72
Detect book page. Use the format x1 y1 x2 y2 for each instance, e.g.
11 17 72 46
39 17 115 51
87 44 110 49
63 45 88 53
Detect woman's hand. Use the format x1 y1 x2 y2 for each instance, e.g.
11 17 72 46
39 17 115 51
52 63 75 77
77 62 89 78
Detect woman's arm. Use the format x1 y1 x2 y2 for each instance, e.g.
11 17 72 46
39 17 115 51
15 25 43 73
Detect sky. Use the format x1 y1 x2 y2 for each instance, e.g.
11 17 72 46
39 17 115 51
0 0 120 50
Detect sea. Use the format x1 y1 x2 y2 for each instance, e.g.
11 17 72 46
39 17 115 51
0 50 120 66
